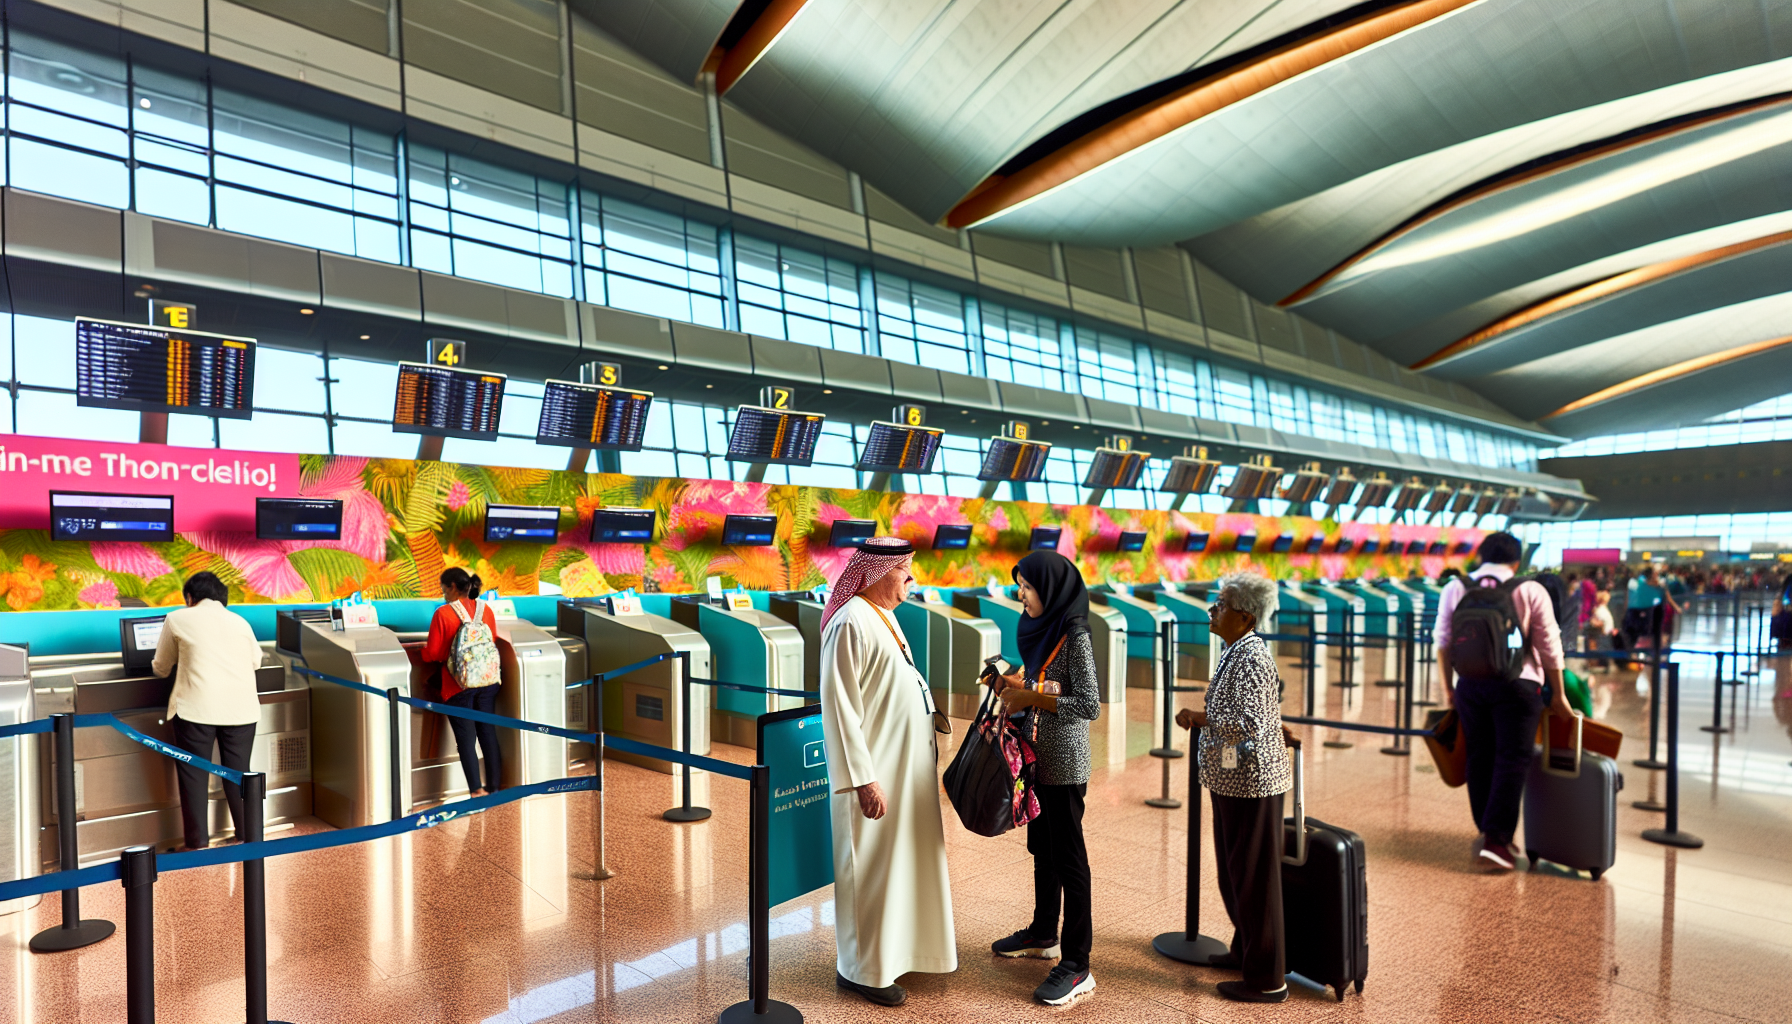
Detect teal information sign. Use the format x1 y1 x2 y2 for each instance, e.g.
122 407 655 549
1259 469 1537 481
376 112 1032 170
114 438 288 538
759 707 834 907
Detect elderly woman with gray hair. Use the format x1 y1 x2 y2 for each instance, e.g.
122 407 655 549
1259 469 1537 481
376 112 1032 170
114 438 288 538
1176 571 1297 1003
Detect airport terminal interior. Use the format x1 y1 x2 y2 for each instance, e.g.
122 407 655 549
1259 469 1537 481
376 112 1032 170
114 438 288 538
0 0 1784 1020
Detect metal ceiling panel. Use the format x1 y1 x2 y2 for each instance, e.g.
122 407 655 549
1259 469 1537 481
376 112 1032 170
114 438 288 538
567 0 740 85
1544 344 1792 437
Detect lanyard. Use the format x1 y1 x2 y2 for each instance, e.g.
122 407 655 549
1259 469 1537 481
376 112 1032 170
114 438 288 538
867 602 937 716
1025 636 1067 689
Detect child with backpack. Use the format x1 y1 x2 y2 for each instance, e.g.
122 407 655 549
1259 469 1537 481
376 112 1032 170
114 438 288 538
421 567 505 797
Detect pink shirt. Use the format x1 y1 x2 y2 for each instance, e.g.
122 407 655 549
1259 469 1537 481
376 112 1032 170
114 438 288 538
1433 564 1564 686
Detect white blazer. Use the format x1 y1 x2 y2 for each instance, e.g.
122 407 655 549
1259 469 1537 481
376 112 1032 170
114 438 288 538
150 599 265 726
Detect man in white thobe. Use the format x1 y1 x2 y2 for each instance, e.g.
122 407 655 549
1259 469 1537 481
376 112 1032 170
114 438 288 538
818 537 957 1006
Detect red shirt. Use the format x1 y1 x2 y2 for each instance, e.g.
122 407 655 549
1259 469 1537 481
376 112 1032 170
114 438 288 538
421 598 499 701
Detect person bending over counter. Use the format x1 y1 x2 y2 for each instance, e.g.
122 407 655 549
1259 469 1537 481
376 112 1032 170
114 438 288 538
422 568 504 798
152 571 264 852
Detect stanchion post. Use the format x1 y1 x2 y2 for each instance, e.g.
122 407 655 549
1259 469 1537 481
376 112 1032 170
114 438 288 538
241 772 290 1024
30 712 115 953
122 844 157 1024
386 687 404 821
1635 620 1668 771
1147 621 1183 809
1151 748 1227 964
719 764 801 1023
665 650 712 822
1304 627 1317 718
1700 652 1729 735
576 681 614 881
1643 663 1704 850
1381 611 1413 756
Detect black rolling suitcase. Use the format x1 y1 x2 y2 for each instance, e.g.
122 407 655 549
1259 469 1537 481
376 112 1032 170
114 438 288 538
1523 713 1621 880
1280 746 1368 1002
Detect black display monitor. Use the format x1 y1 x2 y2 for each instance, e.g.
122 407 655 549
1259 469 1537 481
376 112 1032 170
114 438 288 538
590 507 656 543
256 498 343 541
1406 540 1427 555
1304 535 1325 554
1427 541 1447 555
1184 532 1210 553
828 519 877 548
1361 538 1382 554
1082 448 1149 490
120 614 167 674
722 514 777 546
1271 534 1294 553
76 317 255 418
1116 530 1147 552
1336 537 1356 554
1234 532 1257 553
858 421 944 474
1453 541 1475 555
485 504 561 544
392 361 505 440
727 406 825 465
977 437 1051 482
535 379 653 450
50 491 173 542
932 524 972 550
1029 526 1061 551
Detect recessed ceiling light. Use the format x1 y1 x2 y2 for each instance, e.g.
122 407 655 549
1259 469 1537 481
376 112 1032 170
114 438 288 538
657 364 669 370
299 308 314 315
823 388 833 394
359 334 370 340
706 383 714 388
138 98 151 109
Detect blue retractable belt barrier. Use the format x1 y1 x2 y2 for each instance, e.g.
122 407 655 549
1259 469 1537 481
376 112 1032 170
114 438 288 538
292 665 387 698
588 652 677 683
1283 714 1434 739
293 666 593 742
0 718 54 738
602 733 754 781
687 676 819 700
106 717 245 784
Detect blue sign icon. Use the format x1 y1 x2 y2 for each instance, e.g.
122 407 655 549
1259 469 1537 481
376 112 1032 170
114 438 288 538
803 740 826 769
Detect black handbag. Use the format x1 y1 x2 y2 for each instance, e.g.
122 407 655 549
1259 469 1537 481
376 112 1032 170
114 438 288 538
941 688 1037 838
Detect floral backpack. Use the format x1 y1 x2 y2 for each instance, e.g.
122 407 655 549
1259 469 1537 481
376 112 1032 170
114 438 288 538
448 600 502 688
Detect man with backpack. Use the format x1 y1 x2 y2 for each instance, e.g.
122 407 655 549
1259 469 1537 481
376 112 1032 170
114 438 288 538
1434 532 1573 871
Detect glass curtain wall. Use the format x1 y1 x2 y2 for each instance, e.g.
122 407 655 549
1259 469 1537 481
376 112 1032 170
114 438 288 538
1516 512 1792 570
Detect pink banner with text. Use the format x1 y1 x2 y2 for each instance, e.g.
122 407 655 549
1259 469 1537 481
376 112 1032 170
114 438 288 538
0 434 297 531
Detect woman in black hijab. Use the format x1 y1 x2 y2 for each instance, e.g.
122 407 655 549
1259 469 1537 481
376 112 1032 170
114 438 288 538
986 550 1104 1007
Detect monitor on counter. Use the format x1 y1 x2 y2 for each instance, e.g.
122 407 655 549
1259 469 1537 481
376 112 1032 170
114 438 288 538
1184 532 1210 553
76 317 255 418
119 614 167 674
977 437 1052 482
1271 534 1294 553
1336 537 1356 554
535 380 653 450
727 406 825 466
256 498 343 541
722 514 777 546
1116 530 1147 553
1453 541 1475 555
1028 526 1061 551
1234 533 1258 553
50 491 173 542
1405 540 1427 555
590 507 656 544
828 519 877 548
1361 538 1381 554
1427 541 1447 555
392 361 505 441
485 504 561 544
858 421 944 474
932 524 972 550
1304 535 1325 554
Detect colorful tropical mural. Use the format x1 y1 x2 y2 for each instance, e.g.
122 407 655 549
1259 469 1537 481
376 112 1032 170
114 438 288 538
0 454 1480 611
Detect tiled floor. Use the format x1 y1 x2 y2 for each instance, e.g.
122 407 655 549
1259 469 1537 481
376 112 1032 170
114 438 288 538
2 611 1790 1022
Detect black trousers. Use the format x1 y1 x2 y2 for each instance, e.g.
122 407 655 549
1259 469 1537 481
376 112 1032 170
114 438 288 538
1453 674 1544 846
1027 783 1092 968
171 718 256 850
1211 791 1286 992
447 685 502 793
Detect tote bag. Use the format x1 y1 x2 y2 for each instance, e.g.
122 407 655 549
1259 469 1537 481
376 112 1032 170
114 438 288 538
942 688 1040 837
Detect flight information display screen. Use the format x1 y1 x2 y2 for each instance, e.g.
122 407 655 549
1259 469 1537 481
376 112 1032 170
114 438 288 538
1271 534 1294 553
536 380 654 450
1082 448 1149 490
932 524 972 550
392 361 505 441
591 508 656 543
1234 532 1258 553
858 421 944 474
486 504 561 544
1117 530 1147 552
1029 526 1061 551
257 498 343 541
828 519 877 548
50 492 174 542
727 406 825 466
75 317 254 418
977 437 1051 482
1184 532 1210 553
722 514 777 546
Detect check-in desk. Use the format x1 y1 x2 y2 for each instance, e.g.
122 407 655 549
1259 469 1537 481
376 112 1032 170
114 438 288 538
1148 585 1219 683
1090 589 1172 690
767 592 826 694
951 591 1127 705
279 613 409 828
491 612 578 787
1304 582 1367 674
33 640 306 855
1277 583 1329 660
891 598 1001 719
1337 581 1395 641
670 597 805 748
0 646 37 913
556 600 711 774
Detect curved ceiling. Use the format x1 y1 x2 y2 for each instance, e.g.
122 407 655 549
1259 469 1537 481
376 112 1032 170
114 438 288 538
583 0 1792 438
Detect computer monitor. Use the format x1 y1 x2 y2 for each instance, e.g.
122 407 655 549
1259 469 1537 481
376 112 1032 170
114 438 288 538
1271 534 1294 553
50 492 174 542
485 504 560 544
1336 537 1356 554
1361 538 1382 554
1304 535 1325 554
1427 541 1447 555
1453 541 1475 555
932 524 972 550
120 615 167 674
1029 526 1061 551
1116 530 1147 553
1184 532 1210 553
590 508 656 544
1234 532 1258 553
828 519 877 548
1405 540 1427 555
722 514 777 546
256 498 343 541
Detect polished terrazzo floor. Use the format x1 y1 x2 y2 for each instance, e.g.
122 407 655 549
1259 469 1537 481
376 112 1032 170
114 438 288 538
2 610 1789 1022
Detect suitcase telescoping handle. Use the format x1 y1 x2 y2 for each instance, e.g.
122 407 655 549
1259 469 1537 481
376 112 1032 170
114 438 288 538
1282 741 1307 868
1541 710 1584 779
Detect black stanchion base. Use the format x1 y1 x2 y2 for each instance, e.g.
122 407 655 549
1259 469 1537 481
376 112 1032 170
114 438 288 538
1642 828 1704 849
664 807 713 823
1412 699 1439 707
1331 682 1359 689
1323 741 1353 749
28 919 114 953
1372 680 1401 688
1378 745 1410 756
1152 930 1229 965
1698 725 1731 734
1632 758 1669 770
1149 748 1185 759
1146 797 1183 809
719 998 803 1023
572 867 615 881
1631 799 1666 812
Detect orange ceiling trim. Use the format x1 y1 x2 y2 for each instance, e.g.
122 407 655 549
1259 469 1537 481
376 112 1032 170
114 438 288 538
940 0 1478 231
1543 333 1792 420
715 0 810 95
1411 229 1792 370
1282 91 1792 308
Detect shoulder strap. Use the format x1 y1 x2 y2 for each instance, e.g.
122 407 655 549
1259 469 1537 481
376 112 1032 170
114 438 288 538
449 599 473 625
865 603 916 668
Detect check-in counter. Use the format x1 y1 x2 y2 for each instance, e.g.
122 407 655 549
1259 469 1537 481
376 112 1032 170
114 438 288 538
1149 585 1219 682
953 591 1127 705
0 645 36 914
1091 588 1173 690
557 599 711 774
1337 581 1395 640
767 591 826 693
892 598 1001 719
1277 583 1329 660
1304 582 1366 673
671 597 805 747
490 610 578 787
279 611 408 829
